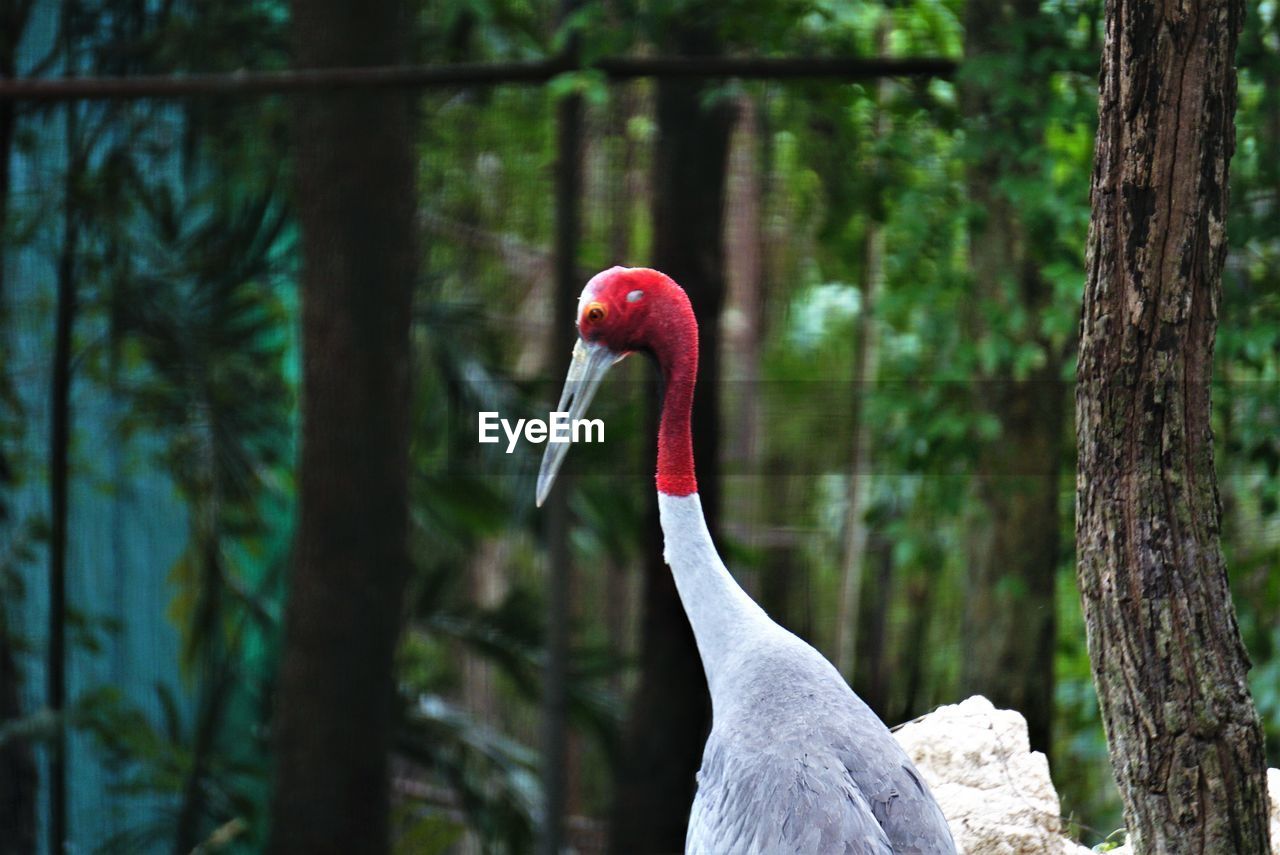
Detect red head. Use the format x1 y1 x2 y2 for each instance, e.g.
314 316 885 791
535 267 700 505
575 266 698 374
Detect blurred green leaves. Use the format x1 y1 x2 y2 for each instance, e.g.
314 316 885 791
3 0 1277 851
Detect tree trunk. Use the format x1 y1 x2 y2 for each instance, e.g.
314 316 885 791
173 503 230 853
604 80 637 704
1076 0 1270 851
834 221 883 679
959 0 1062 756
897 565 936 723
49 3 81 838
269 1 416 852
724 94 763 471
609 30 733 854
0 610 34 855
854 530 894 719
0 3 38 851
724 96 812 647
835 23 890 682
539 42 581 853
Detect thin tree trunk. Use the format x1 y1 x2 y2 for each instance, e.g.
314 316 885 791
725 95 810 648
462 538 507 720
48 178 72 855
0 606 34 855
897 566 935 723
609 25 733 853
757 459 802 636
49 4 81 839
172 635 230 853
1076 0 1269 851
539 35 581 853
173 475 228 853
835 22 889 681
0 483 34 853
854 530 894 718
269 1 416 851
607 85 636 265
723 94 772 624
724 94 763 470
959 0 1062 755
604 81 635 702
0 4 37 851
748 104 813 644
834 213 885 680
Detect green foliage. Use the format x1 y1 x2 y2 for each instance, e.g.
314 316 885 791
1092 828 1128 852
408 0 1280 846
392 807 466 855
6 0 1279 850
74 682 270 854
1222 0 1280 769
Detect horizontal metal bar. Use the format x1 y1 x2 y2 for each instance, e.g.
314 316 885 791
0 55 958 102
599 55 957 80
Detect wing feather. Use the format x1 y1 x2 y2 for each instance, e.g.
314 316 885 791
684 635 956 855
687 735 895 855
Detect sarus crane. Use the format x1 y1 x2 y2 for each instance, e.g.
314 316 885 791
537 267 956 855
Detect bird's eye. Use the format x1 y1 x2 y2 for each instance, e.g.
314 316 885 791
585 302 607 323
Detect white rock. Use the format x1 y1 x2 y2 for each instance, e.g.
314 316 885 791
1271 768 1280 855
895 696 1280 855
893 696 1091 855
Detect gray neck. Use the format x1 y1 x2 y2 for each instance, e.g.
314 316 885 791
657 492 775 699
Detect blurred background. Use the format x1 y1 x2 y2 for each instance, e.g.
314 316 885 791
0 0 1277 852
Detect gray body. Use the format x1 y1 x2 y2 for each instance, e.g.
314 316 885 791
659 493 955 855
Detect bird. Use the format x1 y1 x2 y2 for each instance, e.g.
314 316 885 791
536 266 956 855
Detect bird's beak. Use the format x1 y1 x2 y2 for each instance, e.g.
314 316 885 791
536 338 621 508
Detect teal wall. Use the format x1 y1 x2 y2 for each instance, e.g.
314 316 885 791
5 5 192 850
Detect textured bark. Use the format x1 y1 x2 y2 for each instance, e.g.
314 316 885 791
609 27 733 854
268 1 416 852
959 0 1063 755
1076 0 1270 851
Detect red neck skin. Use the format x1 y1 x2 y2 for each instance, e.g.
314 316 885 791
650 296 699 497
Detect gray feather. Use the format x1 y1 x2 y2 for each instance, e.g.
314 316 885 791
685 632 955 855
